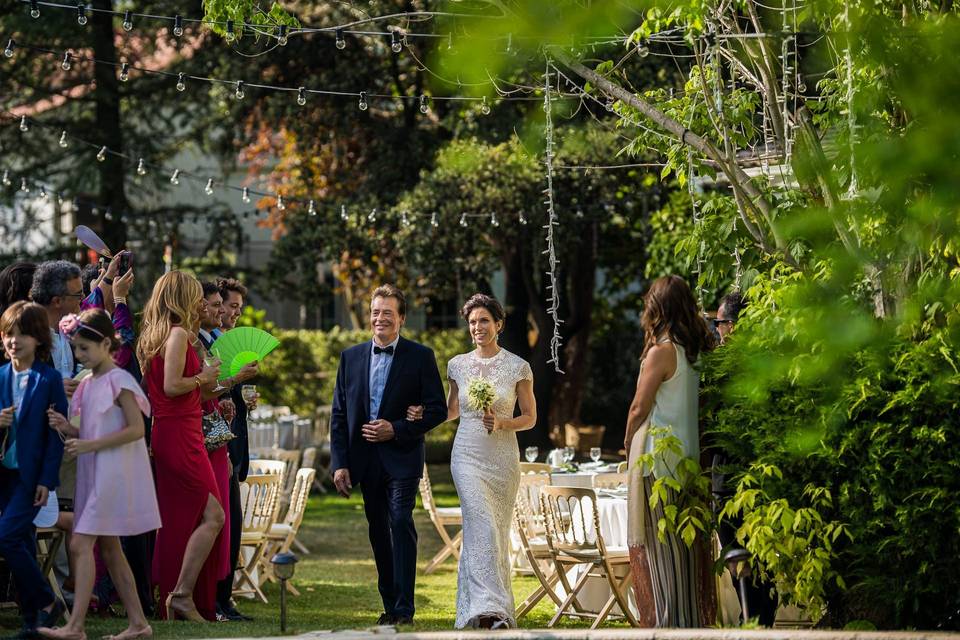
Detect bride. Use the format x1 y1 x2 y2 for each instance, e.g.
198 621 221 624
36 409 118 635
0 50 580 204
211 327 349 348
408 293 536 629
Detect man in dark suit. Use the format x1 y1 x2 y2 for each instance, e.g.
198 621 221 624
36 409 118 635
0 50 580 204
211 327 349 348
331 285 446 626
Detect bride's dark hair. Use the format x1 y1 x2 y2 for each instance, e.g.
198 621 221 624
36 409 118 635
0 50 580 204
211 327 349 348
640 275 716 364
461 293 505 324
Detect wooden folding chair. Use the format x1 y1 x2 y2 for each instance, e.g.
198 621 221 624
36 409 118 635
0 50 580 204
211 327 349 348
514 472 566 619
540 486 639 629
616 461 629 473
592 472 628 490
312 405 332 493
520 462 553 475
419 464 462 574
36 527 69 615
234 473 284 603
262 468 316 594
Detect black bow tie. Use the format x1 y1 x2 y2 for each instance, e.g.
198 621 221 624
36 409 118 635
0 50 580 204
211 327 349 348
374 345 395 356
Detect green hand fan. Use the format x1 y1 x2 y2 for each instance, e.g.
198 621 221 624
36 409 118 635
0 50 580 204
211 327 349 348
210 327 280 378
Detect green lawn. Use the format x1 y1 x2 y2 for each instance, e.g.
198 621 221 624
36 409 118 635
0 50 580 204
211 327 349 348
1 465 627 637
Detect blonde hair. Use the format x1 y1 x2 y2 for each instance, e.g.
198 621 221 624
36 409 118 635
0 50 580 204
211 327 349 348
136 271 202 372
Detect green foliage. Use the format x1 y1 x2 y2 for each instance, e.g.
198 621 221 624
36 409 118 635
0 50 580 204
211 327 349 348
235 305 277 334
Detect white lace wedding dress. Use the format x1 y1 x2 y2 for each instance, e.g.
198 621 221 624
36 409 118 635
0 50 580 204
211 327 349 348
448 349 532 629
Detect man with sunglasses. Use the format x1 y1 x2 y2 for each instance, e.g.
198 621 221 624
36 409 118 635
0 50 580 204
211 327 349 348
29 261 83 397
712 291 744 345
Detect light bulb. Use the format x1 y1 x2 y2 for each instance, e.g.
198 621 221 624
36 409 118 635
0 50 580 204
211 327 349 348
308 200 316 215
176 72 185 91
798 77 807 93
39 187 48 201
241 187 250 203
77 3 87 25
401 211 410 227
19 116 28 132
391 31 402 53
4 39 15 58
277 193 285 210
480 96 490 115
136 158 147 176
605 96 615 112
419 95 429 114
637 44 649 57
335 29 346 50
122 10 133 31
97 146 107 162
205 178 214 195
490 212 499 227
170 169 180 184
225 20 236 43
430 212 438 228
20 178 29 193
2 171 10 187
278 25 288 46
459 214 468 227
367 208 377 222
576 209 584 218
519 211 527 225
61 52 72 71
297 87 306 106
358 91 368 111
340 204 348 221
119 62 129 82
30 0 40 18
235 81 245 100
173 15 183 37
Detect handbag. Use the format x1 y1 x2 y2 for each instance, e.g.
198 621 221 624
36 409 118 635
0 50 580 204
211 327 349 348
202 410 235 452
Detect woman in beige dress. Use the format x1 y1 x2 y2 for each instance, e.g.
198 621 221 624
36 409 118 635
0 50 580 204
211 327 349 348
623 275 717 627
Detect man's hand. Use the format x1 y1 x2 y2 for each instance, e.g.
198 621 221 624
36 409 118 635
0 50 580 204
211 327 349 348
333 468 352 498
113 268 134 299
220 399 236 424
0 407 13 429
406 405 424 422
34 485 49 507
362 419 395 443
235 361 259 383
63 378 80 398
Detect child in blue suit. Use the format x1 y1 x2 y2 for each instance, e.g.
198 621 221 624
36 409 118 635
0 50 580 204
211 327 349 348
0 301 67 637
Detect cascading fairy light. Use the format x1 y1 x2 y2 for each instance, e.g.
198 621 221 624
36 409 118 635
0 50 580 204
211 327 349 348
542 61 564 374
687 151 707 309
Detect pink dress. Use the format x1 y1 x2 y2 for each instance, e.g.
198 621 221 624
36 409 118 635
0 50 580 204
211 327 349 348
69 368 161 536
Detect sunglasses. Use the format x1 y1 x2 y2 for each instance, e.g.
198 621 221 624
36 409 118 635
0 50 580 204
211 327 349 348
711 318 734 328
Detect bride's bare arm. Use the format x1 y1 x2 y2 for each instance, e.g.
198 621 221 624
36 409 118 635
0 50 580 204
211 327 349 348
446 379 460 423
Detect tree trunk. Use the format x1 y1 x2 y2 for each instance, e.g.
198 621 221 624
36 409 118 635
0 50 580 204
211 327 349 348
91 0 127 250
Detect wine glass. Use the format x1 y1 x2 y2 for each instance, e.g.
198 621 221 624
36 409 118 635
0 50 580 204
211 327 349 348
564 446 575 464
203 355 225 393
524 446 538 463
590 447 602 464
241 384 257 406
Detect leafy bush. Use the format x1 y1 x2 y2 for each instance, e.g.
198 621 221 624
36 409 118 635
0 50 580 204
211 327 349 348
255 327 470 461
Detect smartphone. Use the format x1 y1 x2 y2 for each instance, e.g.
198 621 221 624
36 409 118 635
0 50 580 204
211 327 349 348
117 250 133 276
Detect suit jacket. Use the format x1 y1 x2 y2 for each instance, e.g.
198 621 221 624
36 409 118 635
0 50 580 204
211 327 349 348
330 336 446 482
0 361 67 490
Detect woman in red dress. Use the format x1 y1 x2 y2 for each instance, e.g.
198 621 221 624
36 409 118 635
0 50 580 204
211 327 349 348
137 271 225 621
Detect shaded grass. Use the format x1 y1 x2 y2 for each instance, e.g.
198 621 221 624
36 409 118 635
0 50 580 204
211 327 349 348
0 466 627 637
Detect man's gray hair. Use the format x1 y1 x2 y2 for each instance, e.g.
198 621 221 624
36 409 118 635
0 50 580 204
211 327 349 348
30 260 81 305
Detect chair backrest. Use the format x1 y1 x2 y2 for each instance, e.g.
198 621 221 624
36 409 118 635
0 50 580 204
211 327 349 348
301 446 318 473
592 472 627 490
272 449 302 497
282 467 316 529
314 405 332 445
616 461 629 474
515 472 551 539
418 464 438 516
540 485 605 554
519 462 553 475
240 473 284 535
248 459 286 486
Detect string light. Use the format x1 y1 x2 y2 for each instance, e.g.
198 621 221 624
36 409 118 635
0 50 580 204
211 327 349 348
459 213 468 227
1 170 9 186
518 211 527 225
30 0 40 18
297 87 306 106
430 212 438 227
276 193 285 210
340 204 348 221
391 31 403 53
122 10 133 31
119 62 129 82
4 39 15 59
637 43 650 57
225 20 236 43
242 187 250 203
39 186 48 200
96 146 107 162
76 2 87 26
19 116 28 132
173 14 183 37
277 25 288 46
205 178 214 195
19 178 29 193
61 51 71 71
542 62 564 373
367 207 377 222
490 212 499 227
169 169 180 184
335 28 346 50
358 91 368 111
480 96 491 115
136 158 147 176
308 199 316 215
176 72 185 91
401 211 411 227
235 80 245 100
419 95 429 114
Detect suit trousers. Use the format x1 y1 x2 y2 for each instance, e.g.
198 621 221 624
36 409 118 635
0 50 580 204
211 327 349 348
359 454 420 619
216 471 243 608
0 468 54 623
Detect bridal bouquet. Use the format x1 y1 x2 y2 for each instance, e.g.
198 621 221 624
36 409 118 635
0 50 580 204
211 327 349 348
466 377 496 413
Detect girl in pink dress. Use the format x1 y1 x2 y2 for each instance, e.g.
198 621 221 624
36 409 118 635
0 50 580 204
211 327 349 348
41 309 159 640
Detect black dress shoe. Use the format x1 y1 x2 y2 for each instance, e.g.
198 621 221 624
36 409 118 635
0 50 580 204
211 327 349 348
376 613 396 625
35 600 65 631
223 605 254 622
394 616 414 626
